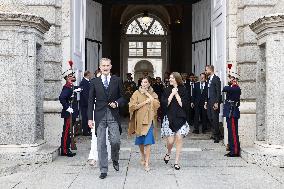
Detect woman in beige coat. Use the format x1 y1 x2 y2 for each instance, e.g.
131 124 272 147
128 76 160 171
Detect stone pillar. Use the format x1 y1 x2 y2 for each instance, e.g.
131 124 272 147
250 14 284 146
0 12 50 144
0 12 58 163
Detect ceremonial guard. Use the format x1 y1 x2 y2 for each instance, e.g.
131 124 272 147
59 60 78 157
223 72 241 157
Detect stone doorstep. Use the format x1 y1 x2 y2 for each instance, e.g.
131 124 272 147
241 142 284 167
0 144 60 165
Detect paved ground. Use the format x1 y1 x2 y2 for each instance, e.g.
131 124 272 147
1 121 284 189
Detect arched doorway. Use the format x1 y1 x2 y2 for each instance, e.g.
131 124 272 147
133 60 154 82
121 12 169 81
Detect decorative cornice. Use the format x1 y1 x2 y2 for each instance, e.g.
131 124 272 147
250 14 284 36
0 12 51 34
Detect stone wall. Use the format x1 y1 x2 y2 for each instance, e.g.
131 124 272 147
236 0 278 147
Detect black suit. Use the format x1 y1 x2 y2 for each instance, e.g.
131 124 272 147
87 74 125 174
207 74 222 140
87 75 125 134
79 77 90 135
192 82 208 132
184 80 194 125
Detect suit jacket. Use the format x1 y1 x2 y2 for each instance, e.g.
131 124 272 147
192 82 208 106
184 80 194 103
79 77 90 107
87 75 125 134
207 75 221 104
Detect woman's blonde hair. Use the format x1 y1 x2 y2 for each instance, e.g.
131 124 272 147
171 72 184 86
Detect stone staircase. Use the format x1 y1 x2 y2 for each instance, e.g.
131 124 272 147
0 141 59 176
241 141 284 167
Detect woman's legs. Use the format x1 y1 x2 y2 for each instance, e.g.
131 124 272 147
139 145 145 165
175 134 183 165
144 145 151 171
165 136 175 160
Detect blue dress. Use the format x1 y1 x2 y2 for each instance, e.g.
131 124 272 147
135 124 155 145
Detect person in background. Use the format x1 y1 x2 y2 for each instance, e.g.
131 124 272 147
79 71 92 136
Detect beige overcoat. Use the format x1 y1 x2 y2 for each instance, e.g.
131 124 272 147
128 87 160 137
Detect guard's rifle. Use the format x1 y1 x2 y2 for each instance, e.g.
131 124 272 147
70 88 77 150
68 60 77 150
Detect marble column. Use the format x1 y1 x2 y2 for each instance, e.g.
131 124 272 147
250 14 284 145
0 13 50 145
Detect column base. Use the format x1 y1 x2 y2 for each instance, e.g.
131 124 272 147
0 140 59 165
242 141 284 167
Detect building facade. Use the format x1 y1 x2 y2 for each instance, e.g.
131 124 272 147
0 0 283 166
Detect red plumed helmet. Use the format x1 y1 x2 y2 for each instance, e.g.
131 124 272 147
68 60 74 68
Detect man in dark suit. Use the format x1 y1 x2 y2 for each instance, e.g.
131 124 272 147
79 71 92 136
205 65 222 143
182 73 195 126
87 58 125 179
192 73 208 134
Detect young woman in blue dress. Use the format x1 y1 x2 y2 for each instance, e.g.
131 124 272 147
128 76 160 172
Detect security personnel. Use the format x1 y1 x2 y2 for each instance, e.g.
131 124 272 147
59 69 78 157
223 72 241 157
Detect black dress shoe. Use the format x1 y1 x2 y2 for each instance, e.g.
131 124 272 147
214 139 219 143
99 173 107 179
113 161 119 171
61 151 76 157
224 153 240 157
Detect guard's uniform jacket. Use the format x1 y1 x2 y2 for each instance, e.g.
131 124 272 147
223 84 241 156
59 82 79 154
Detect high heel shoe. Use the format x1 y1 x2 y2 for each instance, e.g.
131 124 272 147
174 164 181 170
163 154 170 164
144 165 150 172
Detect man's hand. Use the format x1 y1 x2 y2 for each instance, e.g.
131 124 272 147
108 102 117 109
66 107 73 113
88 120 94 129
191 103 194 108
204 103 207 110
213 103 219 110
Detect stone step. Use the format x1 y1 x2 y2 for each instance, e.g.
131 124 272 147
0 163 20 177
0 145 59 165
241 144 284 167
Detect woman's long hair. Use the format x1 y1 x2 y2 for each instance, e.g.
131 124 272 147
171 72 184 86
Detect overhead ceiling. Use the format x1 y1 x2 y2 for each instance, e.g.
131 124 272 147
95 0 201 5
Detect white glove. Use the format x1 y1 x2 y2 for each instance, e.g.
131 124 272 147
74 88 82 92
66 107 73 113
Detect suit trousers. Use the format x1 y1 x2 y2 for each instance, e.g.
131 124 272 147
193 105 208 131
207 101 221 139
97 108 121 173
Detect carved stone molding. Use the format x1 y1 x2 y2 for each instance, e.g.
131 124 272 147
250 14 284 40
0 12 51 34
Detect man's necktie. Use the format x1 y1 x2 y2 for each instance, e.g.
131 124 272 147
103 76 108 88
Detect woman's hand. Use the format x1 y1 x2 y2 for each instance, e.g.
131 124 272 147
171 87 178 96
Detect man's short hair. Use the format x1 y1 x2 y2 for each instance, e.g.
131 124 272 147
84 70 91 77
189 73 195 77
100 58 111 65
206 65 214 72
